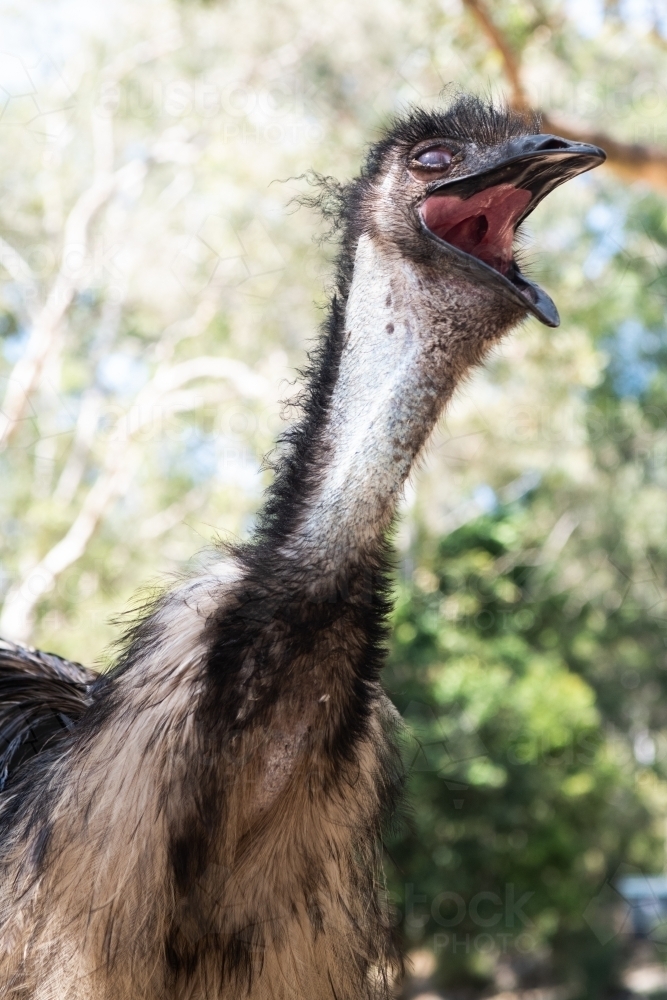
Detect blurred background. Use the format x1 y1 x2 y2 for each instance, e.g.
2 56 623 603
1 0 667 996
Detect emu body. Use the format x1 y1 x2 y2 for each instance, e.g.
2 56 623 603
0 97 604 999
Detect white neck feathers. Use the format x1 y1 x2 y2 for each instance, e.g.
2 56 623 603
281 234 452 572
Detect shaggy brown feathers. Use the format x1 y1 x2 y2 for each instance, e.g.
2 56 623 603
0 641 96 792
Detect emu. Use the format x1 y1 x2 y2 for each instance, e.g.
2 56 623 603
0 96 604 999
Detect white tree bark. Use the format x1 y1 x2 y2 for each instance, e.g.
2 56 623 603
0 358 268 642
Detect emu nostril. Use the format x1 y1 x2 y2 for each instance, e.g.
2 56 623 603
507 134 574 157
536 137 571 151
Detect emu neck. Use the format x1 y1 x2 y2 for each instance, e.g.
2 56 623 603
283 233 456 574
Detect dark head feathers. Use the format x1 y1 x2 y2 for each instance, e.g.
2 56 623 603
297 94 541 245
363 94 541 177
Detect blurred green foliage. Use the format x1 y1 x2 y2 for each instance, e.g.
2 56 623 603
386 500 667 993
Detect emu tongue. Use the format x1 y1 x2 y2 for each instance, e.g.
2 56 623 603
421 184 531 275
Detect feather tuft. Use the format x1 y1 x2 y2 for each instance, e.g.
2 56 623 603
0 640 97 790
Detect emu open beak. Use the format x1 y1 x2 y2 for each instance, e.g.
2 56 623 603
419 134 606 327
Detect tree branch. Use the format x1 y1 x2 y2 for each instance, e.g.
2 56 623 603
0 237 40 322
540 112 667 192
0 158 147 451
461 0 667 192
0 34 183 453
139 486 208 540
0 358 269 642
461 0 529 110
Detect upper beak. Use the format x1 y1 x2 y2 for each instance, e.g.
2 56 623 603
478 133 606 224
420 133 606 327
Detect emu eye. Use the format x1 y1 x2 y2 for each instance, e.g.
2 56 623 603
413 146 454 172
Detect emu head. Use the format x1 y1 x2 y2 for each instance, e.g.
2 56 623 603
345 96 605 348
268 99 606 563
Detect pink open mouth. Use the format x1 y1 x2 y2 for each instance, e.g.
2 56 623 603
420 184 532 276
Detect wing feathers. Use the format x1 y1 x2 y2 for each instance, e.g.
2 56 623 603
0 639 96 790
